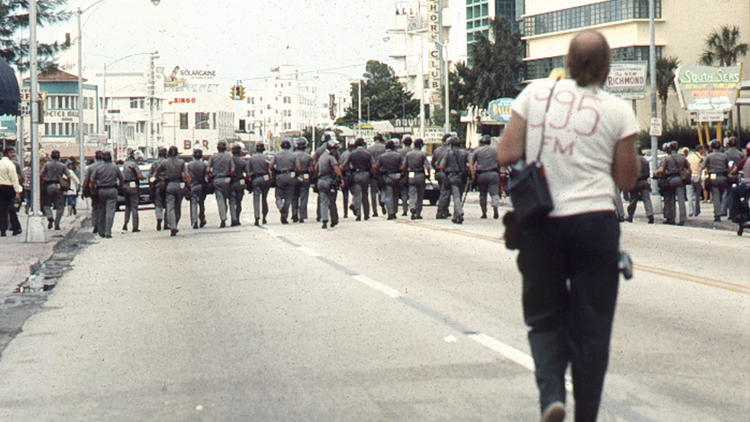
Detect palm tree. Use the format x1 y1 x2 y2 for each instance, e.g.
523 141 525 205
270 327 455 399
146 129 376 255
700 25 749 66
656 56 679 129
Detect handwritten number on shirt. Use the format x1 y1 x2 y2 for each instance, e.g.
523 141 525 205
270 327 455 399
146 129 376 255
529 89 601 137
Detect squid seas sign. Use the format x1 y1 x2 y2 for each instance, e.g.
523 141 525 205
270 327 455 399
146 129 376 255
674 64 743 111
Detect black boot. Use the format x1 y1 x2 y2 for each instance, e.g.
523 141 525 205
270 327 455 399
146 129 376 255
480 212 487 219
122 223 127 231
219 220 226 228
292 215 299 223
281 216 288 224
47 219 53 229
321 221 328 229
493 207 499 219
254 218 260 226
156 220 162 231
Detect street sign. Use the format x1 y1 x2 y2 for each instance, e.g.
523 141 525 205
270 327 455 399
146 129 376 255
19 88 46 102
649 117 663 137
695 109 726 122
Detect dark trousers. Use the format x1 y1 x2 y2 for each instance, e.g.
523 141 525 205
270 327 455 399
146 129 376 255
517 211 620 422
369 177 380 216
190 184 206 227
98 188 118 237
165 182 183 230
229 180 245 223
317 176 338 224
351 172 370 218
122 185 139 230
292 176 310 220
730 183 750 221
0 185 15 235
407 173 425 217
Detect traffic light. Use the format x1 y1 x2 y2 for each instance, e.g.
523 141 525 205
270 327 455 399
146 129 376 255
229 85 237 100
229 85 246 101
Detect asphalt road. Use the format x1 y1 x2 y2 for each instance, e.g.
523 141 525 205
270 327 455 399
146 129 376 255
0 193 747 421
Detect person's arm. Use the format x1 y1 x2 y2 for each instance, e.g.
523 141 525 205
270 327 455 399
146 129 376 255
611 134 639 191
497 111 526 166
182 163 191 185
68 168 80 186
333 163 344 188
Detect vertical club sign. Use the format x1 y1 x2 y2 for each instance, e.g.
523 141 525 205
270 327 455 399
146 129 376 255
426 0 442 106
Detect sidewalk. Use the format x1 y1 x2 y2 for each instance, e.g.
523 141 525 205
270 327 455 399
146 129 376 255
0 210 90 301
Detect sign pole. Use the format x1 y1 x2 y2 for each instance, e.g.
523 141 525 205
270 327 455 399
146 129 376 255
648 0 661 214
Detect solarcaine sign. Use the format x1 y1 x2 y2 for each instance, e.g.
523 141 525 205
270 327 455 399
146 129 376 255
674 64 743 111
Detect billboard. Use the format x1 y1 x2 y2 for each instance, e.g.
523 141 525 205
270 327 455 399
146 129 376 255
674 64 743 111
604 61 647 100
487 98 514 123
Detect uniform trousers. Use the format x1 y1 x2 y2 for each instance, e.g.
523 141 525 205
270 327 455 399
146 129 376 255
662 178 686 224
382 173 401 216
190 184 206 227
251 176 270 220
400 177 409 215
275 173 295 219
44 183 64 228
292 175 310 220
518 211 620 422
407 172 425 217
122 184 139 230
229 179 245 223
317 176 338 224
212 178 231 223
153 181 166 222
90 191 102 233
436 171 451 217
626 184 654 219
447 173 463 218
341 172 352 216
350 172 370 219
477 171 500 214
708 175 728 218
97 187 118 237
369 177 381 216
165 182 183 230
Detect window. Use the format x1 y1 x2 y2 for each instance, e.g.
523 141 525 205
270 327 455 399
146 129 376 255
524 0 661 36
137 122 146 134
179 112 188 129
130 97 139 108
44 123 49 135
195 112 210 129
212 112 216 129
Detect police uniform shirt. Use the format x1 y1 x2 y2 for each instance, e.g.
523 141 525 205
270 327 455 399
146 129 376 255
149 158 164 178
472 145 499 172
41 160 68 182
122 159 140 182
294 151 313 173
704 151 729 174
208 152 234 177
665 153 688 175
313 145 327 163
92 163 124 187
157 157 186 182
317 151 338 177
187 159 207 186
273 150 296 173
638 157 650 179
432 144 447 169
377 151 403 174
367 143 386 162
249 153 269 176
232 156 248 180
339 150 351 168
406 149 428 171
85 161 101 183
346 147 374 172
439 147 464 173
398 145 412 159
726 147 743 167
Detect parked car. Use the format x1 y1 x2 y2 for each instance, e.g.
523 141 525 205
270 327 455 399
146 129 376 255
116 164 153 211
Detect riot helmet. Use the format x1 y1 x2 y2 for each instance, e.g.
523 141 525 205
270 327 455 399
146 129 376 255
480 134 491 145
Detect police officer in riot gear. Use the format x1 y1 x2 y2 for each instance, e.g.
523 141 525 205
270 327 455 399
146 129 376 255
625 147 654 223
229 143 248 226
341 137 374 221
375 139 404 220
207 140 235 228
293 137 313 223
723 136 744 216
701 139 730 222
248 142 272 226
40 149 68 230
149 147 168 231
272 138 297 224
90 151 123 238
121 149 144 232
81 150 104 234
367 133 387 217
405 138 430 220
470 134 501 219
154 146 190 236
398 136 413 216
432 134 452 219
439 135 468 224
657 141 689 225
187 148 208 229
317 141 344 229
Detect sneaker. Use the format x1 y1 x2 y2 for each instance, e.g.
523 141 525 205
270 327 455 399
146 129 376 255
541 401 565 422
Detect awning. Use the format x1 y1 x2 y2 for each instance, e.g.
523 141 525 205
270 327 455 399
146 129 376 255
370 120 395 133
0 57 20 116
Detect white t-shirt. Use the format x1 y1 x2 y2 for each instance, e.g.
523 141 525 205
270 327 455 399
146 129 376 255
512 78 639 217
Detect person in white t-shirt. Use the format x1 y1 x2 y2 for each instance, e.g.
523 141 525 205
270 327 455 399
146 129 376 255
498 30 639 422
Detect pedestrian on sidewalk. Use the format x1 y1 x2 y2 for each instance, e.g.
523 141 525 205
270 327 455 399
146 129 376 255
22 158 31 214
685 145 705 217
0 147 23 237
497 30 639 422
64 160 80 217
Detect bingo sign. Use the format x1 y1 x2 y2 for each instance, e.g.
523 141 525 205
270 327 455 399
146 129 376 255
488 98 514 123
604 61 647 100
674 64 742 111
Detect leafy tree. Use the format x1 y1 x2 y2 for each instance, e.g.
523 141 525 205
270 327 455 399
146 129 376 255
655 56 679 129
699 25 749 66
335 60 419 127
0 0 72 72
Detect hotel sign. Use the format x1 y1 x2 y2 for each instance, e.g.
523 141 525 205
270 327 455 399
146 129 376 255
674 64 743 111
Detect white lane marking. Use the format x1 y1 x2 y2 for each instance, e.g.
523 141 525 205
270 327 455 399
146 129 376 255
467 333 535 371
352 274 402 298
444 335 458 343
297 246 321 257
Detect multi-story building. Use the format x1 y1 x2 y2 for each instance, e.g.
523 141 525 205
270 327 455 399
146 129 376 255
466 0 522 54
521 0 750 129
316 87 352 129
241 65 316 142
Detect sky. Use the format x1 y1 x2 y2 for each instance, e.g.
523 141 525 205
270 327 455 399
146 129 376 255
38 0 396 93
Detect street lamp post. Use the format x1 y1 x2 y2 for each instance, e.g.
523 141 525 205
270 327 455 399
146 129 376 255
407 31 451 136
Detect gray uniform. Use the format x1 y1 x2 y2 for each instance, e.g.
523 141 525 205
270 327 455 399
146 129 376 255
317 151 339 224
84 161 103 233
398 146 412 215
376 151 404 217
626 156 654 221
273 150 297 220
367 142 386 216
723 147 744 215
91 162 123 237
149 158 167 223
41 160 68 228
471 145 501 216
208 152 235 223
156 157 187 231
432 144 451 218
343 147 373 219
704 151 729 219
248 152 271 221
660 152 688 224
405 149 428 218
229 155 248 225
293 150 313 221
439 146 469 220
121 159 141 231
187 159 207 228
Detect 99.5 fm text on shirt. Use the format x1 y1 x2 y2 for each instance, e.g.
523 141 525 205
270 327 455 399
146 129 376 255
529 88 604 156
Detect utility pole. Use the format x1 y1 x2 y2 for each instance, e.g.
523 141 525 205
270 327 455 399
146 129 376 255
648 0 661 213
26 0 47 242
148 51 158 158
357 79 362 138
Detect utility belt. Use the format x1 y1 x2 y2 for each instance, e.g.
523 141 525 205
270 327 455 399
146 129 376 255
167 179 182 183
275 170 293 175
98 185 117 189
44 180 59 185
477 169 498 174
353 168 369 173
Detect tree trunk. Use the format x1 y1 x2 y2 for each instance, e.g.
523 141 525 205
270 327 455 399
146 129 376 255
661 97 668 131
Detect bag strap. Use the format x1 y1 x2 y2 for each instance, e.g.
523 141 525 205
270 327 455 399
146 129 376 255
535 81 559 164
